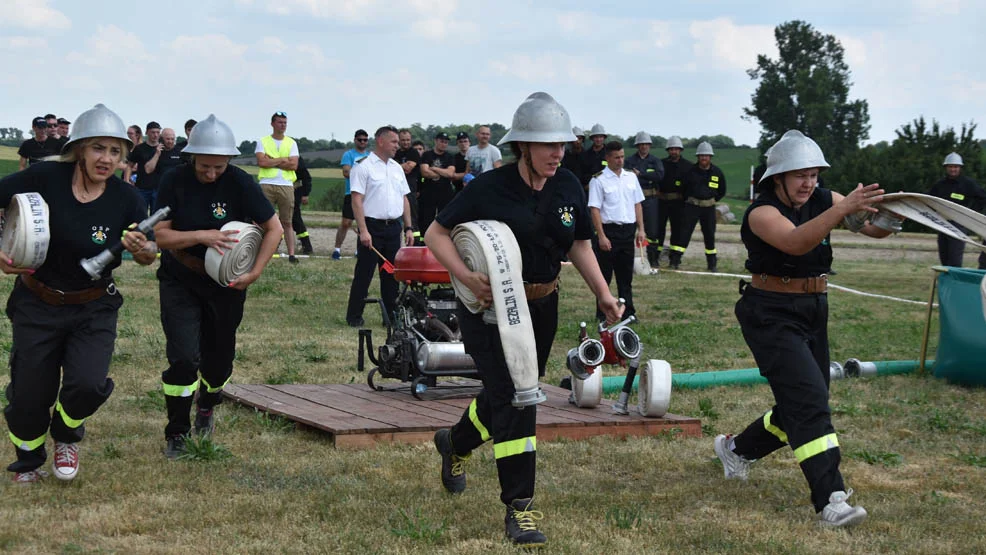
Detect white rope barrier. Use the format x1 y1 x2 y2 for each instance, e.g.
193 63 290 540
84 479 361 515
664 268 933 307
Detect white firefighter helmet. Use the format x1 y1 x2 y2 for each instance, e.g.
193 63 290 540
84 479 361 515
497 92 577 146
758 130 830 184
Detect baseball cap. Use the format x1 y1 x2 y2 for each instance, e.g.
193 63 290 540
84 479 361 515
456 131 469 141
146 121 161 131
57 117 70 125
435 132 450 141
32 117 46 128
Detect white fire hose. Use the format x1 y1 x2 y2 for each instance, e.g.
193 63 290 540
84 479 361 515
450 220 546 407
1 193 50 269
205 221 264 287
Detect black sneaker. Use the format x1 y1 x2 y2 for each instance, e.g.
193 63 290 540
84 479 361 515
163 435 186 460
194 408 215 436
434 429 468 494
505 498 547 547
288 255 299 264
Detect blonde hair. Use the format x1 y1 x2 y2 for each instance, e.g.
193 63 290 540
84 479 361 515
49 137 130 164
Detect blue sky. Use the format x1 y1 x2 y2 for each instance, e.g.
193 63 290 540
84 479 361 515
1 0 983 149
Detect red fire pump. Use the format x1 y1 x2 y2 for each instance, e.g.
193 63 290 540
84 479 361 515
357 246 478 398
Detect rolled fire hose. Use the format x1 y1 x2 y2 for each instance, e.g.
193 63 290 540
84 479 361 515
450 220 546 407
1 193 50 269
205 221 264 287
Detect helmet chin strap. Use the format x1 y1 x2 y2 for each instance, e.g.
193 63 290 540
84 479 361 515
520 143 546 186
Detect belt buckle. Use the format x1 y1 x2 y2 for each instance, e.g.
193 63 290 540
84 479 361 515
106 282 117 296
51 287 66 305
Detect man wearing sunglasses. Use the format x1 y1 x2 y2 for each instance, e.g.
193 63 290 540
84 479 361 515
17 117 56 171
256 111 300 263
333 129 371 260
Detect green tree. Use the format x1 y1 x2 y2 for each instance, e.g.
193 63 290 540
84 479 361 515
238 140 257 156
744 20 870 165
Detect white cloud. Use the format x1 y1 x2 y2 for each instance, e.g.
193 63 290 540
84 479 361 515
490 54 607 86
619 21 674 54
689 18 776 71
0 36 37 49
0 0 70 29
912 0 964 16
64 26 151 87
258 36 287 55
165 34 251 84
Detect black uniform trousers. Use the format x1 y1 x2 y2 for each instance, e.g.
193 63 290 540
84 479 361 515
417 188 453 239
593 223 637 321
676 203 718 264
641 193 660 261
658 198 684 254
159 264 246 438
4 282 121 472
732 287 845 512
345 218 401 325
937 230 986 269
449 291 558 505
292 185 308 239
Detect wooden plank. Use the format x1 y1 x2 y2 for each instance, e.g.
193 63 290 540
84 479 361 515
225 382 702 448
278 384 439 432
226 384 393 434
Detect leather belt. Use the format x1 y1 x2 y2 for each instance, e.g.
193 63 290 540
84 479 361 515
642 188 659 197
365 217 401 226
168 248 207 275
685 197 717 207
524 278 559 301
749 274 828 294
20 274 115 306
657 192 683 201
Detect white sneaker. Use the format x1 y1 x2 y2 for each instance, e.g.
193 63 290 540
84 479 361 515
52 442 79 481
714 434 751 480
819 489 867 528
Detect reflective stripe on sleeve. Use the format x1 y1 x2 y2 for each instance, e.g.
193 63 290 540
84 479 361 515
493 436 537 459
8 431 46 451
162 379 199 398
763 410 788 444
468 399 491 442
200 375 231 394
55 400 86 429
793 433 839 463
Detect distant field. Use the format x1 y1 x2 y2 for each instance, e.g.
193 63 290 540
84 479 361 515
236 165 342 179
0 146 19 161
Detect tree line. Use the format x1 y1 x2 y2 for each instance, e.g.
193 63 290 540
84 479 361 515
744 20 983 195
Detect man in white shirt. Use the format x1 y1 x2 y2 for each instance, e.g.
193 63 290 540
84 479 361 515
345 126 415 327
465 125 503 176
255 111 301 262
588 141 646 321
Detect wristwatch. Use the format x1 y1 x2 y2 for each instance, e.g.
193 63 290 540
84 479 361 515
404 227 414 232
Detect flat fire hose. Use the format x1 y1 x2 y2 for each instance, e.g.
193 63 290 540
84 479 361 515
450 220 546 407
205 221 264 287
1 193 50 269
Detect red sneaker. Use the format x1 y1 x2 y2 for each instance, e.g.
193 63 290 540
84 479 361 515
52 442 80 481
13 469 49 484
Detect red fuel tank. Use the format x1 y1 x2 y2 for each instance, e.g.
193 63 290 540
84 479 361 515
394 246 451 284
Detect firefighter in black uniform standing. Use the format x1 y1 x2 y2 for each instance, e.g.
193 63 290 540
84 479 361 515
714 130 895 528
578 123 608 190
677 141 726 272
626 132 664 267
292 156 314 255
928 152 986 269
659 135 693 268
425 92 622 548
154 115 282 459
0 104 156 483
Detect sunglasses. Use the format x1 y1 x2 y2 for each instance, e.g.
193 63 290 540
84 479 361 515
274 111 287 117
46 124 57 128
356 137 369 142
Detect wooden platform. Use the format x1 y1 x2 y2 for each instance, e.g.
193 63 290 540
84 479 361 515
224 382 701 449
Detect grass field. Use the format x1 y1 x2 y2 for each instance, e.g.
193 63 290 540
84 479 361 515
0 233 984 553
